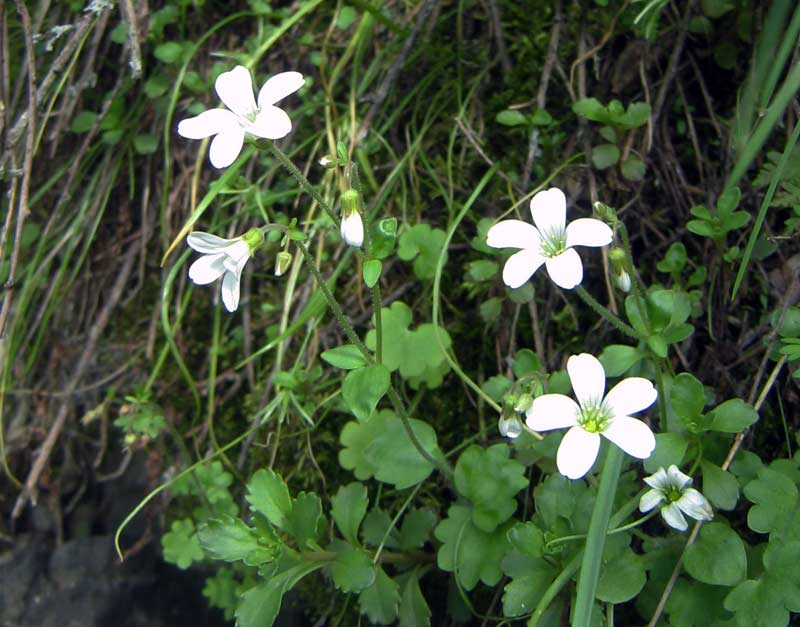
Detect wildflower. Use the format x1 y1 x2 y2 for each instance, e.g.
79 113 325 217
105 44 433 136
177 65 304 168
340 189 364 248
187 229 264 312
486 188 612 289
274 251 292 277
639 465 713 531
614 269 632 292
526 353 656 479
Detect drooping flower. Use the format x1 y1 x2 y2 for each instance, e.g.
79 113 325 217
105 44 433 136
639 465 713 531
486 187 612 290
177 65 304 168
187 229 264 312
525 353 657 479
340 189 364 248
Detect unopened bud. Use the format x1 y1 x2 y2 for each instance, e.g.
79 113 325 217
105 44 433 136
614 269 632 292
513 393 533 413
274 251 292 277
319 155 337 169
498 413 523 439
593 200 617 223
341 211 364 248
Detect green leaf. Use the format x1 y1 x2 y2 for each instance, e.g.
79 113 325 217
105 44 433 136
398 509 437 551
371 218 397 259
359 567 400 624
466 259 499 282
716 186 741 216
197 516 277 566
434 505 513 591
362 508 400 549
454 444 528 532
398 571 431 627
512 348 542 377
657 242 688 274
339 410 441 489
591 143 620 169
670 373 706 430
664 579 730 627
618 102 651 129
285 492 324 548
331 547 376 592
685 523 747 586
342 365 390 421
496 109 528 126
332 482 369 545
744 468 799 535
397 224 447 279
708 399 758 433
336 5 357 29
154 41 184 64
502 567 555 617
644 432 689 474
246 469 292 530
363 259 382 287
572 97 609 123
70 110 97 133
701 461 740 510
133 134 158 155
162 518 204 569
530 108 553 125
321 344 367 370
507 522 545 558
236 562 322 627
621 155 646 180
598 344 642 377
597 548 646 602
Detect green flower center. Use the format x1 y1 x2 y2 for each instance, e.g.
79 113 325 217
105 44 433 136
577 402 611 433
665 487 683 503
539 228 567 258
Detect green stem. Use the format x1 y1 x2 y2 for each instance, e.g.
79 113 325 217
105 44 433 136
653 362 669 431
574 285 642 341
268 142 340 227
529 550 583 627
573 444 624 627
296 240 453 479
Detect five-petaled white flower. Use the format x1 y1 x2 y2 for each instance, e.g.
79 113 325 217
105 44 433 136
526 353 657 479
486 187 612 289
187 230 263 312
177 65 304 168
639 465 713 531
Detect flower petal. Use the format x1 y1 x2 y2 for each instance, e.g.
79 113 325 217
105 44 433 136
501 247 546 289
177 109 238 139
567 353 606 408
677 489 713 522
566 218 612 248
188 253 226 285
341 212 364 247
526 394 580 431
640 488 667 513
557 426 601 480
486 220 542 250
249 105 293 139
602 415 656 460
222 240 251 263
257 71 305 107
661 503 688 531
221 269 242 312
215 65 257 118
545 248 583 289
604 377 657 418
187 231 236 253
209 128 246 169
530 188 567 236
643 467 670 491
666 465 693 491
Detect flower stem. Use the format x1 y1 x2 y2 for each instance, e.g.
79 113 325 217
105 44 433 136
574 285 642 341
296 240 453 480
529 550 583 627
617 222 650 330
268 142 340 227
573 443 624 627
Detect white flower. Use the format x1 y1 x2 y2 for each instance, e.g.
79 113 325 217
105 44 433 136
614 269 632 292
639 465 713 531
486 188 612 289
177 65 304 168
340 211 364 248
187 231 260 312
526 353 657 480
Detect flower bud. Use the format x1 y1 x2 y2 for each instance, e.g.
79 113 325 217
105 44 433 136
614 269 632 292
274 251 292 277
498 413 523 439
319 155 337 168
593 200 618 223
513 393 533 413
